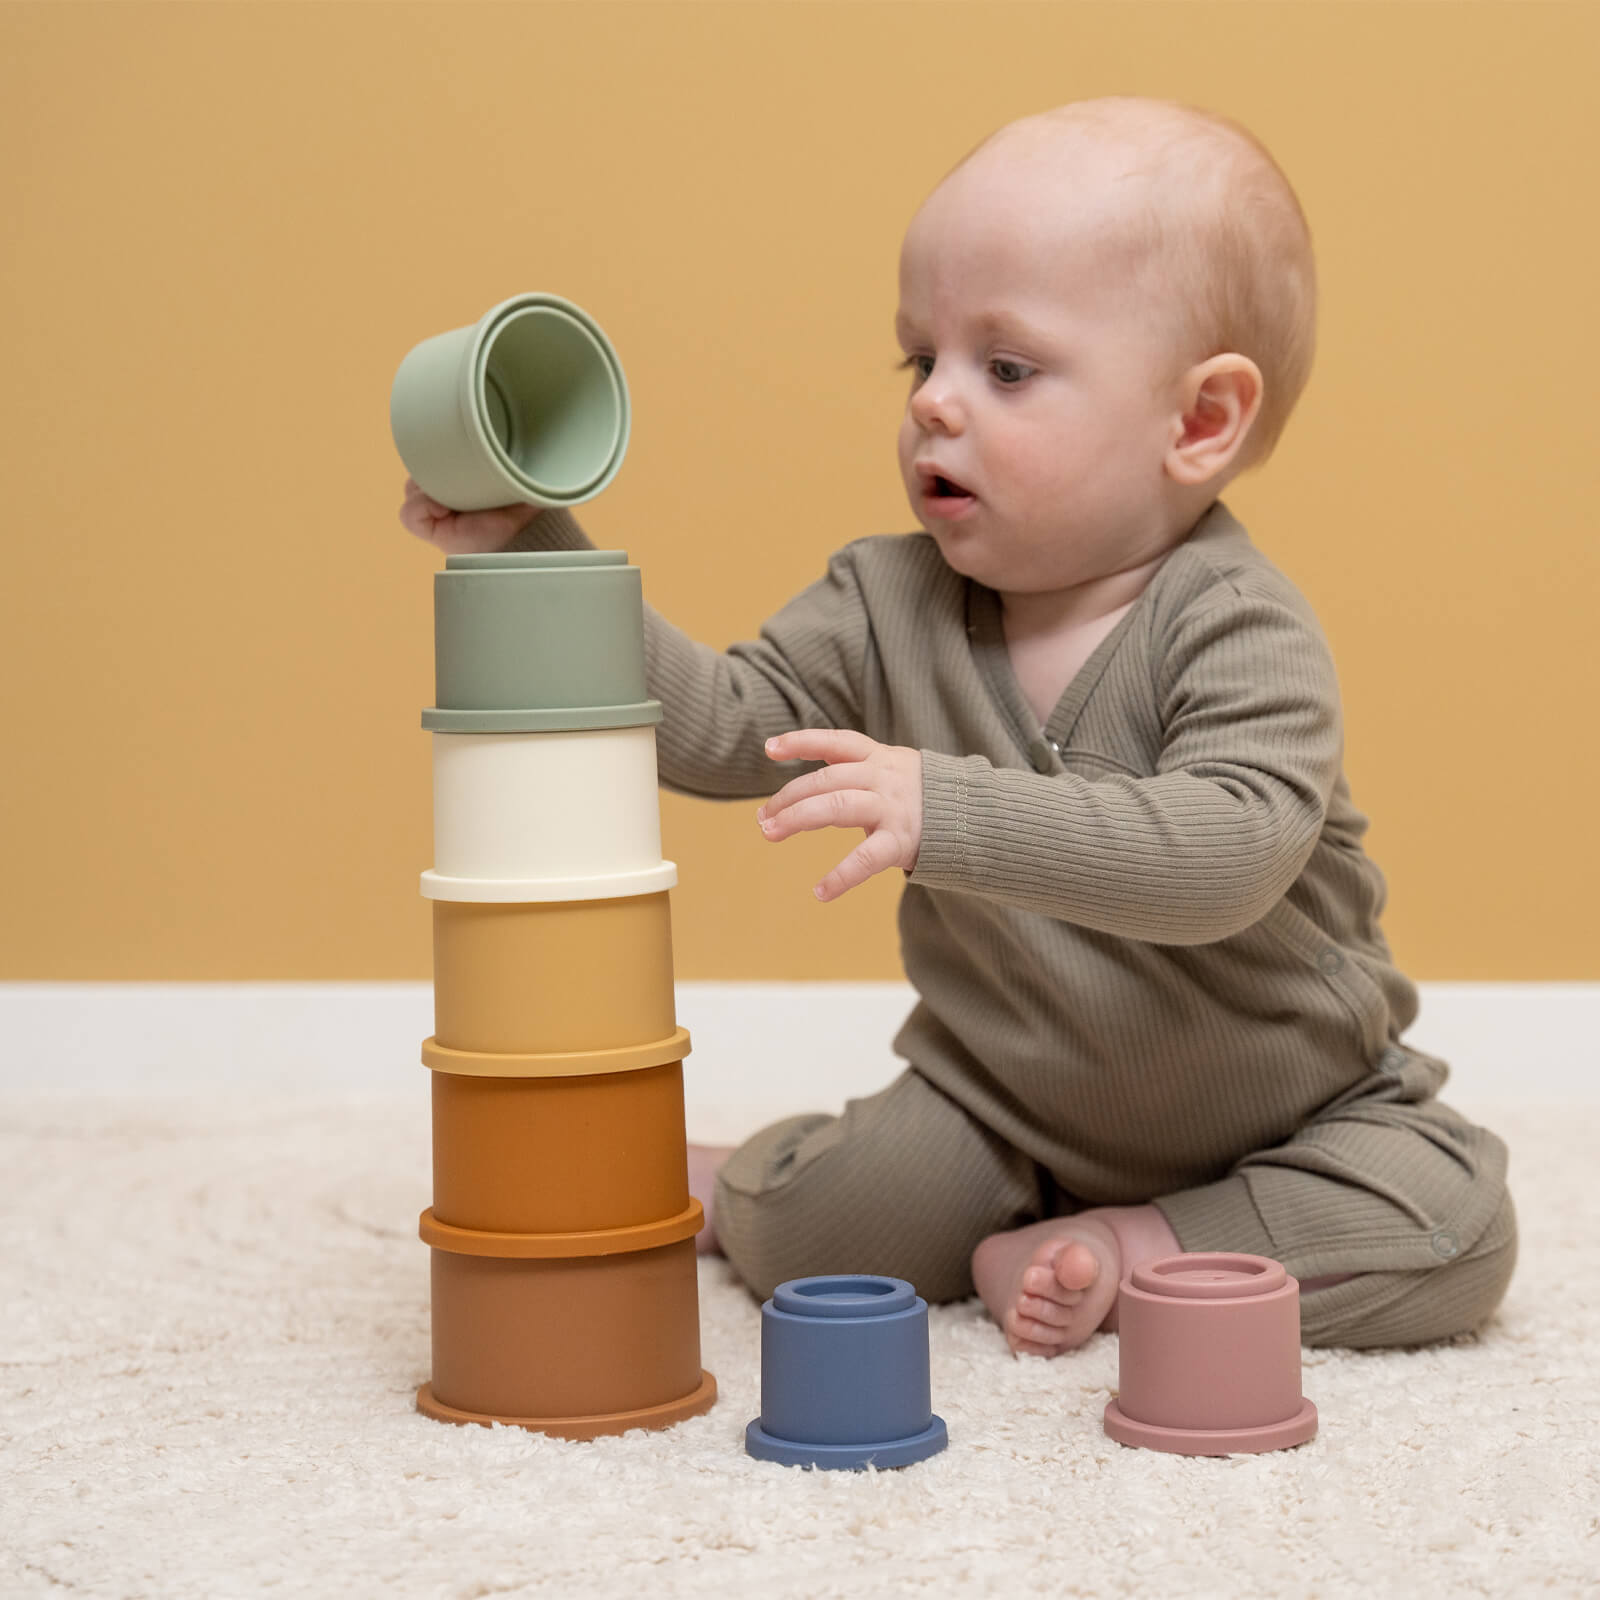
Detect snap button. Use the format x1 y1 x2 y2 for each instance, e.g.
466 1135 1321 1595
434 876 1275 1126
1379 1046 1407 1076
1046 737 1061 757
1316 947 1345 976
1431 1231 1460 1260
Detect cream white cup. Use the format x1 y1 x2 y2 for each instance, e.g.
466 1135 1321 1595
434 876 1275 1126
421 726 673 902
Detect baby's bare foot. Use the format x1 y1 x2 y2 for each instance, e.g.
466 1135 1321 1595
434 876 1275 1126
970 1215 1122 1357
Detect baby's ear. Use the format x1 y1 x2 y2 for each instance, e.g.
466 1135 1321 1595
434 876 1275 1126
1166 355 1263 487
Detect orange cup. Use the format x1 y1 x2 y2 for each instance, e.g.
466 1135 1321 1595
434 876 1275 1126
430 1061 689 1233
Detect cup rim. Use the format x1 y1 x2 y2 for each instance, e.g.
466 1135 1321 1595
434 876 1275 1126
770 1275 918 1320
443 549 627 572
1128 1252 1289 1301
419 1198 702 1258
421 1024 691 1080
465 295 628 502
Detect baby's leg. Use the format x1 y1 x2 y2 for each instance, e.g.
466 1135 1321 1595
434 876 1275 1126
1153 1054 1516 1349
687 1143 733 1255
710 1068 1049 1304
972 1052 1515 1357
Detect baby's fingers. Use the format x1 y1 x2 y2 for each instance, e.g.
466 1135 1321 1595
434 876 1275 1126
758 788 877 843
766 729 877 767
403 476 444 511
758 762 870 827
814 831 905 903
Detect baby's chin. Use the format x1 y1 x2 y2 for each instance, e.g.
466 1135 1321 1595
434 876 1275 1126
918 520 1011 588
907 495 1077 589
923 523 1124 602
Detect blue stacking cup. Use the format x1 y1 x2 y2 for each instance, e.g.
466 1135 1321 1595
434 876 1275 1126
745 1275 948 1470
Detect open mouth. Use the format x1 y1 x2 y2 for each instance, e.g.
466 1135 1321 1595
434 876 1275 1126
923 471 974 501
914 463 976 517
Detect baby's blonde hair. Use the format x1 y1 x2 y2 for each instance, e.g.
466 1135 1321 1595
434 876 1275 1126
970 98 1318 474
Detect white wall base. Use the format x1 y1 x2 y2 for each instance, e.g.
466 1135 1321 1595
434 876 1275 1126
2 981 1594 1138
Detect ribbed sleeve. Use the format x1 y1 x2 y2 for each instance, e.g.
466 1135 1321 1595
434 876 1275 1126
911 590 1340 943
507 510 872 799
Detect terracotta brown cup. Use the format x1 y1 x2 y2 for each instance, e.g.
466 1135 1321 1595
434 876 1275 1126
416 1204 716 1439
1103 1252 1318 1456
430 1061 689 1233
432 893 675 1055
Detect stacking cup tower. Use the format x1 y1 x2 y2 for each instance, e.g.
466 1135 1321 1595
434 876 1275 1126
394 293 714 1437
412 549 717 1438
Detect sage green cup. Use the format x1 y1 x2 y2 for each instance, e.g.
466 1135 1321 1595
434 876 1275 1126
424 550 658 733
391 293 630 511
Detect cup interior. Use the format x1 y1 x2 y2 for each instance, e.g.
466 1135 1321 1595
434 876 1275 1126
771 1275 917 1319
1130 1252 1288 1300
479 306 622 497
792 1277 896 1303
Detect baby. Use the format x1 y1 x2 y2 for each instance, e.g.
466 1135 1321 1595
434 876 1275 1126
402 97 1515 1356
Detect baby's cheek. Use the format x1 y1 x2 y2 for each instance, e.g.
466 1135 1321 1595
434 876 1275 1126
1007 431 1084 501
895 422 923 482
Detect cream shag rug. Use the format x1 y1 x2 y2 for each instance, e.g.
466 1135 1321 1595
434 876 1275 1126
2 1093 1596 1599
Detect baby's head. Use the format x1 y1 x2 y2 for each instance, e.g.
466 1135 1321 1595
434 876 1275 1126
895 97 1316 597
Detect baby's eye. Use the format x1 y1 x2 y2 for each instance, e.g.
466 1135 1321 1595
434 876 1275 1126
897 353 935 382
990 359 1034 385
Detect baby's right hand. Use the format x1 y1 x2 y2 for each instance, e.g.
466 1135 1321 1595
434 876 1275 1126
398 477 541 555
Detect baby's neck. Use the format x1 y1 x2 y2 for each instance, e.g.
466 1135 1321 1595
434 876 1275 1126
998 548 1170 641
999 550 1172 728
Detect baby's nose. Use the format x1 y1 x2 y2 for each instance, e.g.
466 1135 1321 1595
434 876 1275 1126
910 374 963 432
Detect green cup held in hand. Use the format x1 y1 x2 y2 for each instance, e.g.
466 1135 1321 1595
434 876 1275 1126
392 293 631 553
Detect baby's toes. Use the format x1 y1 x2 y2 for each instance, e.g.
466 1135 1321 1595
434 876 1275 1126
1016 1289 1075 1329
1021 1261 1085 1306
1005 1304 1068 1355
1051 1239 1102 1294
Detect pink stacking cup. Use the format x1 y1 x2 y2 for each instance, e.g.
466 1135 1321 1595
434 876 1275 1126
1103 1252 1318 1456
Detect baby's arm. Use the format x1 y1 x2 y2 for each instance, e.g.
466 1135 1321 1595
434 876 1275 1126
401 488 876 802
910 589 1342 943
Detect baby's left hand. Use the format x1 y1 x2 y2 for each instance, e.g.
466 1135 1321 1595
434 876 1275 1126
757 730 923 902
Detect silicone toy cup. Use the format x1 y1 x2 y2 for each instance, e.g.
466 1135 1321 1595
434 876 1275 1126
423 734 675 902
426 552 653 725
390 293 630 511
746 1276 948 1470
429 1059 691 1233
417 1205 716 1439
432 893 677 1053
1103 1252 1319 1456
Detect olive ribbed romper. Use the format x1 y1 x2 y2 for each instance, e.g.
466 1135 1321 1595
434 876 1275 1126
511 501 1515 1348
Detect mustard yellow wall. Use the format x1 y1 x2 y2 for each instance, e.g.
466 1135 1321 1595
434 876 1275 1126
3 1 1595 981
